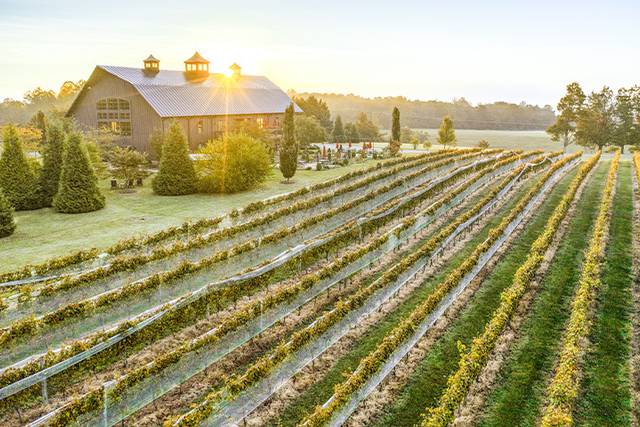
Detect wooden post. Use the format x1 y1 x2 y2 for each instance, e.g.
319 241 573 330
40 358 48 404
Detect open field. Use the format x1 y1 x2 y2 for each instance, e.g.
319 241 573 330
0 148 637 427
376 129 564 152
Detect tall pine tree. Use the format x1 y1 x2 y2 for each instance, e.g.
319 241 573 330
0 125 40 210
152 121 197 195
331 115 346 144
33 110 48 146
53 133 105 213
38 124 66 207
0 189 16 238
390 107 401 155
279 103 298 182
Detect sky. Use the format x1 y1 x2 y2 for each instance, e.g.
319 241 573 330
1 0 639 107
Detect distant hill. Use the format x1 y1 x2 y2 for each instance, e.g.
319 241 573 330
289 91 556 131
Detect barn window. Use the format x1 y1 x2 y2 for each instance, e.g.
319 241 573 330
256 117 265 129
97 98 132 136
197 120 204 134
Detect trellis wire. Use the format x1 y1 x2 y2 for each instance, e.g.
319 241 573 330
322 157 579 427
23 153 517 426
177 154 568 426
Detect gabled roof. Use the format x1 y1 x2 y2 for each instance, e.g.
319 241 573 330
68 65 302 118
185 51 209 64
144 54 159 62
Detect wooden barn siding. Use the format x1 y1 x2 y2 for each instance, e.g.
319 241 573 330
69 69 162 151
162 113 285 150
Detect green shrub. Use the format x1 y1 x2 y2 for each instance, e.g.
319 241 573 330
53 133 105 213
196 134 272 194
37 124 66 206
0 188 16 238
152 122 197 195
0 124 40 210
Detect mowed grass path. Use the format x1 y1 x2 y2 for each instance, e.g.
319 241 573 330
0 162 374 273
477 161 609 427
373 161 584 427
574 160 634 426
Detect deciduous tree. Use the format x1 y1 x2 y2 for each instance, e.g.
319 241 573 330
53 133 105 213
279 103 298 182
152 121 197 195
613 86 640 153
547 82 586 151
576 87 616 150
294 115 325 148
437 116 457 149
110 147 148 187
400 126 414 145
0 125 40 210
197 134 271 193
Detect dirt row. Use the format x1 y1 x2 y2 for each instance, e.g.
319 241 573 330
123 165 507 425
4 157 489 425
342 161 571 427
240 166 542 427
450 157 598 425
629 165 640 427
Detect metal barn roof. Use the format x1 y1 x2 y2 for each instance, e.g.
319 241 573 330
73 65 301 118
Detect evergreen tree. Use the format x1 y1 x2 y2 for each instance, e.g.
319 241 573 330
344 123 360 144
390 107 401 155
437 115 457 149
0 125 40 210
279 103 298 182
331 115 346 144
355 112 379 141
32 110 48 146
37 124 66 206
53 133 105 213
152 121 197 195
292 95 333 131
0 189 16 238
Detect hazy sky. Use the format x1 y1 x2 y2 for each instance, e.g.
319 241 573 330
1 0 638 107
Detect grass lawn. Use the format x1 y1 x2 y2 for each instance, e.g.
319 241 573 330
477 161 609 427
270 170 539 427
574 160 634 426
0 161 374 274
375 129 567 153
374 164 581 427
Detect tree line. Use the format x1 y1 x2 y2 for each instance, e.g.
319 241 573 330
289 91 556 131
0 81 85 125
547 82 640 152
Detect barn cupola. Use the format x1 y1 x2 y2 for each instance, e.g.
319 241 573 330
143 54 160 74
184 51 210 78
229 63 242 77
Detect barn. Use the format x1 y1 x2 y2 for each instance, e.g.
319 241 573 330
66 52 301 151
